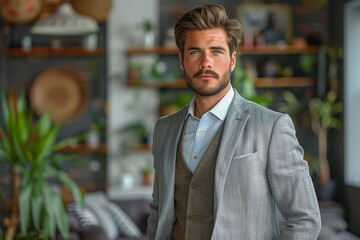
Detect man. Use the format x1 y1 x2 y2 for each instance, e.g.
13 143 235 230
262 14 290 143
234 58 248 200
147 4 321 240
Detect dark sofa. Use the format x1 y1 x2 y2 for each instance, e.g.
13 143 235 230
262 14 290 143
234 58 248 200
60 193 359 240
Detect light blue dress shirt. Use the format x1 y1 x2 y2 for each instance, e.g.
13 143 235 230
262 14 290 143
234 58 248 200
182 87 235 173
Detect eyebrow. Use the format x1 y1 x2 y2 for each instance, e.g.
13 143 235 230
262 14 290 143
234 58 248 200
185 46 227 52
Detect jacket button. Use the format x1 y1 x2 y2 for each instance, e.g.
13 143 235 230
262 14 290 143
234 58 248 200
187 214 192 221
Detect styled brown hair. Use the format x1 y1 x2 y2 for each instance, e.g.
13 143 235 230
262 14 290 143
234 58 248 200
174 4 242 55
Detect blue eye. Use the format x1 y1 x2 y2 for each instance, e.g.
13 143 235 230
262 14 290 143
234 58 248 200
190 50 200 55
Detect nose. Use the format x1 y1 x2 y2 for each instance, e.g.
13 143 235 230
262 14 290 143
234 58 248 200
200 52 212 69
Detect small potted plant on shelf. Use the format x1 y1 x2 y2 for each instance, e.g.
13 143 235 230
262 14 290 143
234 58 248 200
141 165 154 186
142 19 156 48
0 91 83 240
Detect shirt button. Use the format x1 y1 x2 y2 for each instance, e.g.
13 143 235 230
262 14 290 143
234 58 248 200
193 155 198 160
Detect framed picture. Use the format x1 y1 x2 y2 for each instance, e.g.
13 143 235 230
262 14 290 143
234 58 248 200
237 4 292 45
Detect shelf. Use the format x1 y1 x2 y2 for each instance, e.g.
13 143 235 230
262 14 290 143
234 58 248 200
255 77 315 88
127 77 315 88
130 144 152 153
127 79 187 88
240 45 319 55
127 46 178 55
58 143 107 154
126 45 319 56
6 47 105 57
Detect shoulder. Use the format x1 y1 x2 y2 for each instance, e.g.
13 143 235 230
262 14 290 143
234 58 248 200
232 90 284 121
154 105 189 131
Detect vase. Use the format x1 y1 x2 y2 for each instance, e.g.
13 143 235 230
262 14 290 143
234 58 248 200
144 31 155 48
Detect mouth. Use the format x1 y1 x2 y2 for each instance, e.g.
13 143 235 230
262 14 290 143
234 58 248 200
197 74 215 80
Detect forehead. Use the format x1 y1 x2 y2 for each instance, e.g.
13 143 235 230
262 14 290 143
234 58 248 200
184 28 229 50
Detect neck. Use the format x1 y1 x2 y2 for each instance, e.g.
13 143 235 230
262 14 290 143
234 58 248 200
194 85 231 118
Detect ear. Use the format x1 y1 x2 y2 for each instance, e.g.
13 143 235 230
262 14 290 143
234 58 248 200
178 52 184 71
230 51 237 72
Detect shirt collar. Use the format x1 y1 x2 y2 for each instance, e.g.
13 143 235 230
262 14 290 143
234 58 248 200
187 87 234 120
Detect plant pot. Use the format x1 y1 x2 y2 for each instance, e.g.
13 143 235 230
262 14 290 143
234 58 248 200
142 172 153 186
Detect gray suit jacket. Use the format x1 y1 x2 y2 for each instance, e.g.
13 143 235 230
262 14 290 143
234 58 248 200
147 89 321 240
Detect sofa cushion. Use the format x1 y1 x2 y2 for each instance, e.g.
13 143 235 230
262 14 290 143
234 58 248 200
67 202 100 229
103 199 142 238
112 199 150 233
85 192 119 240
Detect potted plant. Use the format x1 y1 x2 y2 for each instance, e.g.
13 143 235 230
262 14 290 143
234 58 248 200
141 20 155 48
309 90 342 187
0 91 83 240
141 164 154 186
309 45 343 197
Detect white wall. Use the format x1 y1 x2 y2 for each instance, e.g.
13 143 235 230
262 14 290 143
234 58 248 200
107 0 159 187
344 0 360 187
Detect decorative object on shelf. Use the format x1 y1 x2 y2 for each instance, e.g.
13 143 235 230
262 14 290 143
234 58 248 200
0 0 43 24
30 2 98 36
164 27 176 47
236 3 292 46
142 20 156 48
141 166 154 186
0 91 83 240
21 35 32 53
83 33 98 51
121 172 135 189
70 0 112 23
30 67 88 123
86 123 100 149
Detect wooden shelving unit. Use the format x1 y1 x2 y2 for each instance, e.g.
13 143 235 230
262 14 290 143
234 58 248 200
126 45 319 55
7 47 104 57
126 45 319 89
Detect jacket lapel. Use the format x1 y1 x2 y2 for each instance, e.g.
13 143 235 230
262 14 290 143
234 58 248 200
157 106 188 232
214 92 250 212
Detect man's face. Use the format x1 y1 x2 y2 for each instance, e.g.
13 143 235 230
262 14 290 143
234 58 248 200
179 28 236 97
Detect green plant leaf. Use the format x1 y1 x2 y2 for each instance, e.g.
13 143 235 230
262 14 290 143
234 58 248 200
43 183 57 239
16 93 30 143
1 90 83 240
0 129 14 165
19 182 33 233
42 211 55 240
29 174 46 231
1 93 11 129
31 189 43 230
53 195 70 239
56 172 83 207
37 112 52 137
34 124 59 165
52 134 86 151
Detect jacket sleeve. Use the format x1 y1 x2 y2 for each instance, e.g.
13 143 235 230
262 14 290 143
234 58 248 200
267 114 321 239
147 121 161 240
